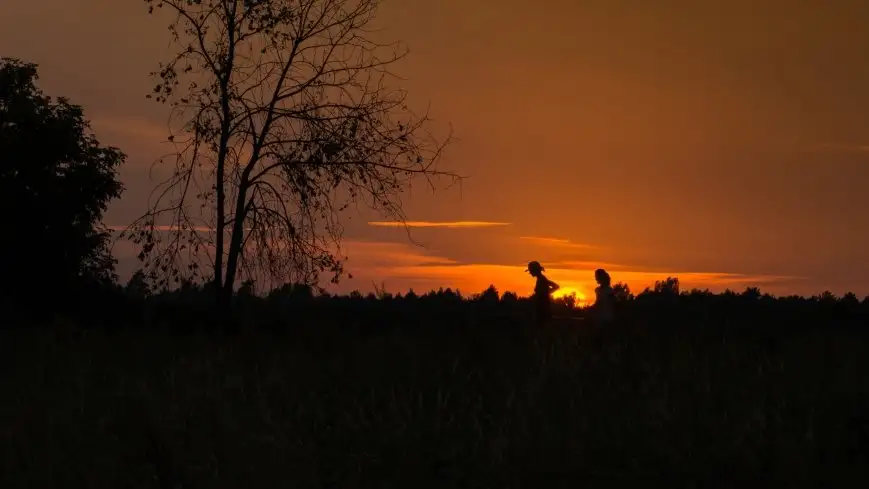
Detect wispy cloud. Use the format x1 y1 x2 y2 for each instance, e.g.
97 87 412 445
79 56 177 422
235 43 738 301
368 221 511 228
551 260 636 270
107 225 214 232
520 236 570 244
519 236 601 249
341 240 458 268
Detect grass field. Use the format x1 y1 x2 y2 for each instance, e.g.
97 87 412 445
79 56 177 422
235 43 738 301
2 314 868 488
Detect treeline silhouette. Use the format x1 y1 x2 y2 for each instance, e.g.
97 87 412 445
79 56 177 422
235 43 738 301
52 273 869 334
10 266 866 335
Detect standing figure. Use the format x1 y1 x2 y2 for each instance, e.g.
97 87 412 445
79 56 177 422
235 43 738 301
593 268 614 325
526 261 560 323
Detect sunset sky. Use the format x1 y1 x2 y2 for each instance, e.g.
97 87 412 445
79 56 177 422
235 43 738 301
3 0 869 300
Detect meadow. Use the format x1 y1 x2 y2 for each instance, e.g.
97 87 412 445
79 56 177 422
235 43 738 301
2 286 868 488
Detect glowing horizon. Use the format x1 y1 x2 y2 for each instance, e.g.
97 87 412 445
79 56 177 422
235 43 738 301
109 233 811 301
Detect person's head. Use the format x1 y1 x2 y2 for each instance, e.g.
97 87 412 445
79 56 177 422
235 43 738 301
526 260 544 277
594 268 611 287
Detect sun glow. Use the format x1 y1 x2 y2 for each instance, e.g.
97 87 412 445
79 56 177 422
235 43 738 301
552 285 589 305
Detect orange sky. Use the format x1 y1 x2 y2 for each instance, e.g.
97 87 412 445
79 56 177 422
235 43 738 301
3 0 869 299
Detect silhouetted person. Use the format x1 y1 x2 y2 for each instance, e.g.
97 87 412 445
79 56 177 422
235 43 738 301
526 261 559 323
593 268 614 325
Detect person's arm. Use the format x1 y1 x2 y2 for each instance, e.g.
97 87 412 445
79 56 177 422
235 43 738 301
549 280 560 293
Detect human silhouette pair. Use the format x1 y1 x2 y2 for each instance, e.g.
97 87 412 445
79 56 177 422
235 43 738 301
526 261 614 324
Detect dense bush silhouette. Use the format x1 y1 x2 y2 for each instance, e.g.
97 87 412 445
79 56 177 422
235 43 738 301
0 58 124 315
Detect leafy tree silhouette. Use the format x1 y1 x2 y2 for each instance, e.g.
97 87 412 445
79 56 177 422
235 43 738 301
742 286 762 301
817 291 838 304
125 270 152 299
237 279 256 299
554 292 577 310
474 284 500 304
501 291 519 304
654 277 680 295
0 58 124 312
612 282 633 302
267 282 314 303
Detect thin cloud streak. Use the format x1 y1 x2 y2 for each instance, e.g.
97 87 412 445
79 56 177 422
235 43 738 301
520 236 570 244
368 221 512 228
107 225 259 233
107 225 215 232
519 236 602 249
552 260 637 270
341 240 458 267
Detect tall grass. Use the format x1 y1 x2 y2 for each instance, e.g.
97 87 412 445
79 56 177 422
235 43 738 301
2 317 867 488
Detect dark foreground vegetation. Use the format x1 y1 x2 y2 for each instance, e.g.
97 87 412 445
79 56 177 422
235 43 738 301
3 283 869 488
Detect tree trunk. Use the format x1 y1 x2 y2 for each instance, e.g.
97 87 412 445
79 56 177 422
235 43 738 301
213 12 237 319
223 213 246 295
214 170 225 299
212 145 228 318
219 181 250 326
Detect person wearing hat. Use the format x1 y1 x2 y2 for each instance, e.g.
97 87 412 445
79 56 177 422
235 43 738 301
526 260 560 323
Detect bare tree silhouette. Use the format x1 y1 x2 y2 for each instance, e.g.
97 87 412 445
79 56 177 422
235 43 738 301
124 0 456 311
